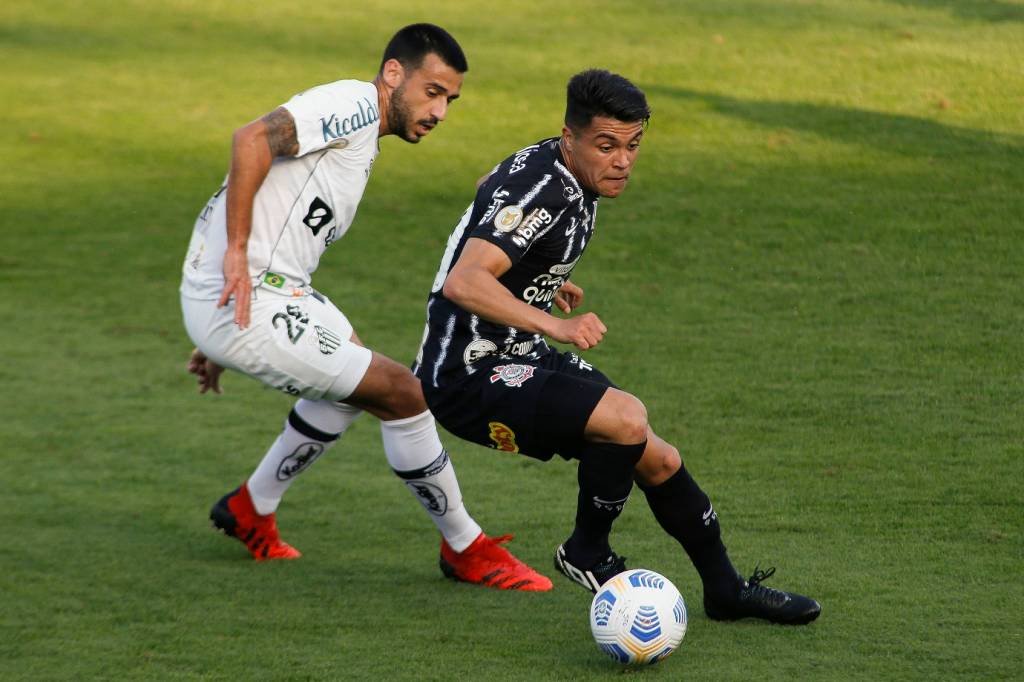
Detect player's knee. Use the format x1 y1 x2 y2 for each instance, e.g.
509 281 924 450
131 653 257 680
383 366 428 418
637 442 681 486
616 394 648 445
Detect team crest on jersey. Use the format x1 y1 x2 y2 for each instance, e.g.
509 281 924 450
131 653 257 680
494 205 524 232
463 339 498 364
488 422 519 453
489 364 535 388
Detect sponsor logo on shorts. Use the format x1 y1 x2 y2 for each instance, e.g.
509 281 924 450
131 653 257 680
263 272 285 288
489 364 535 388
569 353 593 372
314 325 342 355
277 442 324 480
463 338 498 364
488 422 519 453
406 482 448 516
494 205 524 232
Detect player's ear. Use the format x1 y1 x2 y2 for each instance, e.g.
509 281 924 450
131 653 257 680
381 58 406 89
561 125 575 151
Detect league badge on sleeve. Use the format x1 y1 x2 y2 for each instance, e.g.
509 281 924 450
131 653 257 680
494 205 524 232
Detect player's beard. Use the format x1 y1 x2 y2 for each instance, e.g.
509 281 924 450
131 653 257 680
389 82 433 144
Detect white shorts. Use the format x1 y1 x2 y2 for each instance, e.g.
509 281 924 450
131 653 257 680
181 292 373 401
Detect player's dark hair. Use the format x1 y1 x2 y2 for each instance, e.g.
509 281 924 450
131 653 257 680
565 69 650 132
380 23 468 73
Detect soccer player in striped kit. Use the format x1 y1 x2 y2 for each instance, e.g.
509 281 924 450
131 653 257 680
414 69 821 621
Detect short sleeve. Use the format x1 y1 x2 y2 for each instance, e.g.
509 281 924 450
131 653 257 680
281 80 380 157
469 172 565 265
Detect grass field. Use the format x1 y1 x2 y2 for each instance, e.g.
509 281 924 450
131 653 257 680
2 0 1022 679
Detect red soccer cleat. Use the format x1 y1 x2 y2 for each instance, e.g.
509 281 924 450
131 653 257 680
209 482 301 561
440 533 553 591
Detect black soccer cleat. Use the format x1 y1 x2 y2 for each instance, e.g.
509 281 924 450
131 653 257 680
704 565 821 625
553 544 628 593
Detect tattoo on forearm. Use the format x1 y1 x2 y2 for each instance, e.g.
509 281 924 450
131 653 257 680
262 107 299 157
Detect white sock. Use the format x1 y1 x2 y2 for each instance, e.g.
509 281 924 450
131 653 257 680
247 399 363 515
380 410 482 552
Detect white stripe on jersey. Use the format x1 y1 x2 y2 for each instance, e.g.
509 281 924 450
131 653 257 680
554 160 582 197
412 299 434 374
431 203 474 293
523 206 567 256
516 174 552 210
432 313 457 388
504 325 517 347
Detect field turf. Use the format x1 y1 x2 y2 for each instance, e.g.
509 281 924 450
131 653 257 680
1 0 1021 679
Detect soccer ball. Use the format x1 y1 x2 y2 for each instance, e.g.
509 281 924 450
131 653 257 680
589 569 687 666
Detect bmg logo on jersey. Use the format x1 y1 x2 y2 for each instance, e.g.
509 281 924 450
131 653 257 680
511 208 554 248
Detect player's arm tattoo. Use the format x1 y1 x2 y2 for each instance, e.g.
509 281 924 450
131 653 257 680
261 106 299 158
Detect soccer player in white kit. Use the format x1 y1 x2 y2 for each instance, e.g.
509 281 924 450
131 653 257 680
179 24 551 591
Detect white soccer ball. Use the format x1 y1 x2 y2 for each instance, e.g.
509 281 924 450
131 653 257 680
589 569 687 666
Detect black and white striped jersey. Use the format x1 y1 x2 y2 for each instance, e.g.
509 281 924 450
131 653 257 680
414 137 600 388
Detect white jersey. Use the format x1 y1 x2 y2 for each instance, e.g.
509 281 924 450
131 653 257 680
181 79 381 300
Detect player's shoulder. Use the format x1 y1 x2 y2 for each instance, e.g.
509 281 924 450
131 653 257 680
284 79 380 146
484 138 579 209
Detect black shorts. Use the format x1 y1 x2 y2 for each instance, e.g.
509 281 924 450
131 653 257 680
422 348 615 461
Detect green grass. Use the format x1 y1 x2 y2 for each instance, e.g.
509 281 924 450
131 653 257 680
2 0 1022 679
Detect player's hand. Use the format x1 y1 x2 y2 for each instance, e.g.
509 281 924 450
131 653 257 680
217 248 252 328
187 348 225 394
553 281 584 314
549 312 606 351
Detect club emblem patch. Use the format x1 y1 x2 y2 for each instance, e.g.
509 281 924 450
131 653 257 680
494 205 523 232
314 325 342 355
488 421 519 453
489 364 535 388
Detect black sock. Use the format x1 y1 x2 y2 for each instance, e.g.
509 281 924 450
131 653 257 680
639 466 742 602
565 440 647 567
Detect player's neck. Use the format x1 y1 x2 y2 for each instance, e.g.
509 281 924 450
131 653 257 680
558 138 582 185
373 76 392 137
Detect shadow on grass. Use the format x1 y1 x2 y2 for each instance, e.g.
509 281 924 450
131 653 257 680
882 0 1024 22
642 85 1024 165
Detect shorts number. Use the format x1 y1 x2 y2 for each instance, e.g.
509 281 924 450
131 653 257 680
272 304 308 344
